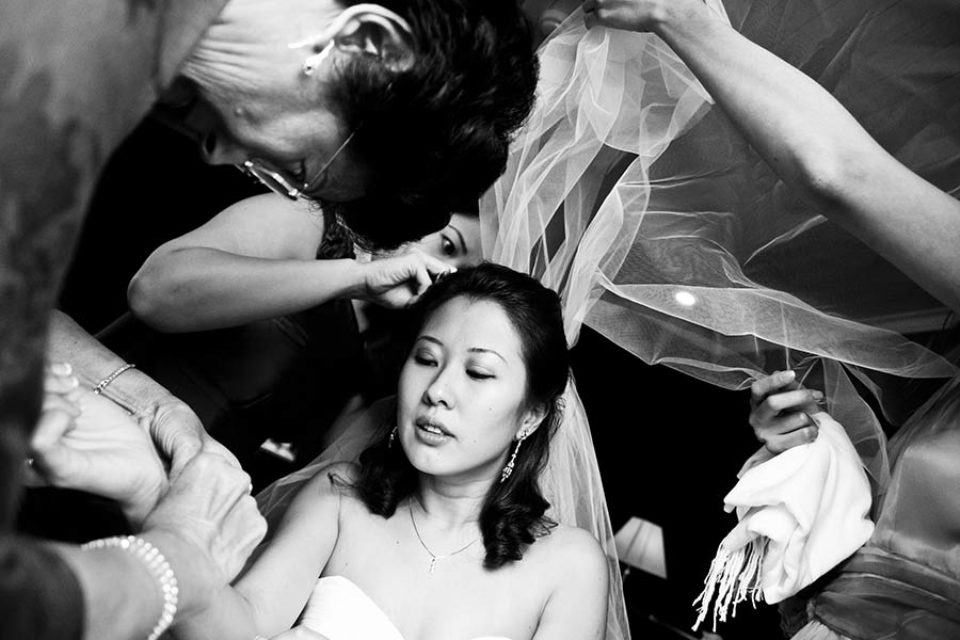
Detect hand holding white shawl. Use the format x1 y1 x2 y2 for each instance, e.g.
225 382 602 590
692 413 875 631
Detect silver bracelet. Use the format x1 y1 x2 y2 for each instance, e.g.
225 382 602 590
83 535 179 640
92 363 136 395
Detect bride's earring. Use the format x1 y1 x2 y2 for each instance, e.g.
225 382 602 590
388 425 398 448
500 431 527 483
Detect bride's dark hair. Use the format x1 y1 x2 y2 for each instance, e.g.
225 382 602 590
353 263 569 568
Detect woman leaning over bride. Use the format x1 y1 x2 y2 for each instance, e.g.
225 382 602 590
171 263 609 640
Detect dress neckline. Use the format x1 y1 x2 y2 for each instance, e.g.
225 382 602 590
312 576 514 640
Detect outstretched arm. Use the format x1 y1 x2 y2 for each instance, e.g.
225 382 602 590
172 463 350 640
128 194 453 332
585 0 960 313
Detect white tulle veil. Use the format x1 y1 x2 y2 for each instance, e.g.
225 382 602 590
259 1 959 638
482 0 959 493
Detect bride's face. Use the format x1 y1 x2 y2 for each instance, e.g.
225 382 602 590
396 296 538 482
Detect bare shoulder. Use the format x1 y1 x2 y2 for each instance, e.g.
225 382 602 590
528 523 608 578
285 461 362 517
523 524 609 639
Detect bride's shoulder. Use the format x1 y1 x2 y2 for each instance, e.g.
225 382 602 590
522 524 609 609
290 461 362 510
529 523 607 575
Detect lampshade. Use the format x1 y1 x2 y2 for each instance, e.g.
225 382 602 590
614 516 667 579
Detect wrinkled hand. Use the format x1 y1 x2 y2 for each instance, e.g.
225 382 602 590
361 248 455 309
144 452 266 590
29 364 167 526
583 0 669 31
144 399 240 474
749 370 824 454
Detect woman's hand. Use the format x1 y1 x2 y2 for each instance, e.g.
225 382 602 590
29 364 168 527
361 248 455 309
143 398 239 474
583 0 700 32
749 370 824 454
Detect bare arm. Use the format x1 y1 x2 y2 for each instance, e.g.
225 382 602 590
172 463 351 640
585 0 960 313
47 310 234 473
128 194 365 332
128 194 454 332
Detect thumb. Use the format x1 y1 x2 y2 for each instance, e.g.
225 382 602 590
413 263 433 296
146 414 202 476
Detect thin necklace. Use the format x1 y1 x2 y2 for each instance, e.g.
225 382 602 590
408 502 480 575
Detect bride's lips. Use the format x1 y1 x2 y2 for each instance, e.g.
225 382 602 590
414 416 453 444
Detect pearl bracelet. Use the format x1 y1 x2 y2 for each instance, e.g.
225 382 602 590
83 535 178 640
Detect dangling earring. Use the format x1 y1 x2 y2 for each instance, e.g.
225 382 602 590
388 426 398 449
500 432 526 483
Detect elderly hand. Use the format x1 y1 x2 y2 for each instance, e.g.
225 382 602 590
749 370 824 454
361 248 455 309
144 398 240 474
143 452 266 598
29 364 168 526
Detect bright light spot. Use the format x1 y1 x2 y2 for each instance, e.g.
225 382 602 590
674 290 697 307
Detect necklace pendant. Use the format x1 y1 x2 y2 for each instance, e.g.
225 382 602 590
428 557 438 574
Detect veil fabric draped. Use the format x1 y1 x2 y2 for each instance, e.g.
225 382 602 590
482 0 960 495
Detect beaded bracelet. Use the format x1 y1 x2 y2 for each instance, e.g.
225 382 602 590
82 535 178 640
92 363 136 395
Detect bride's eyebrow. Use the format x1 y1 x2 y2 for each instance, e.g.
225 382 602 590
468 347 505 363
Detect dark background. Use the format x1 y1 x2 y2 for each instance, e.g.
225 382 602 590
57 115 780 639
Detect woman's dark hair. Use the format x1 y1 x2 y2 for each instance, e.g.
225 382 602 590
320 0 539 250
352 263 570 568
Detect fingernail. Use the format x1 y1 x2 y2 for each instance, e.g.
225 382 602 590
784 370 796 380
50 362 72 376
812 390 824 401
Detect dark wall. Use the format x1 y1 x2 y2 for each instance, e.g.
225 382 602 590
58 117 263 332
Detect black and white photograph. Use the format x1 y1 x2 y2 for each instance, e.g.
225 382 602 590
1 1 958 639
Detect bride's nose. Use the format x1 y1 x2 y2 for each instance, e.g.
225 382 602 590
423 368 455 408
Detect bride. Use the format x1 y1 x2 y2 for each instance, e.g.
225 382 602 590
172 263 609 640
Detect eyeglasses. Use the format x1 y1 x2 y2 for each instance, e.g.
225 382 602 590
237 129 357 201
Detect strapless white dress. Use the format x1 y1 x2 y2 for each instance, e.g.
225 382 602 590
299 576 513 640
